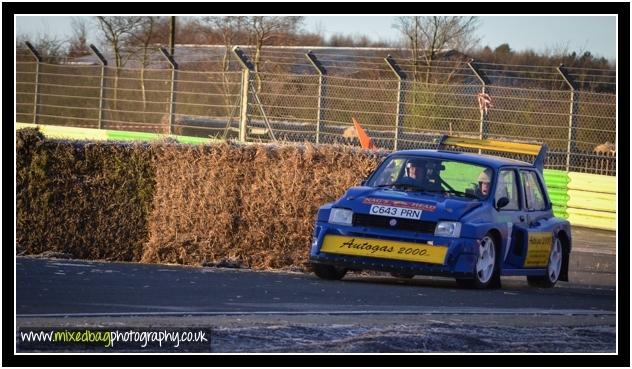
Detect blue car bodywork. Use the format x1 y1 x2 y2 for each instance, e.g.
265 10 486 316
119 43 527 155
309 137 572 288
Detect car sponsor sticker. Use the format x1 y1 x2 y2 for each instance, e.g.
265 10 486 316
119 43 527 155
524 232 552 267
362 198 436 212
369 205 422 220
320 235 448 264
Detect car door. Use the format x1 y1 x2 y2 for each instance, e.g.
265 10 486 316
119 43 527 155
494 168 529 268
517 169 554 268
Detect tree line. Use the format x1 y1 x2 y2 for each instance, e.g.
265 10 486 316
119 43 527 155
18 16 614 72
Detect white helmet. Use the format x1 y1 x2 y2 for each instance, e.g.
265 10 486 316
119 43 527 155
478 169 492 183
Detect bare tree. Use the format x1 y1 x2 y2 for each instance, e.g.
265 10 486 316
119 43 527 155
204 16 247 132
95 16 146 68
393 17 421 80
205 16 246 72
243 16 304 92
94 16 150 111
394 16 480 82
17 33 66 63
128 17 160 112
130 17 160 66
67 17 91 58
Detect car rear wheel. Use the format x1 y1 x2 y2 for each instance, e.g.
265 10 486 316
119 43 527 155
456 233 500 289
313 264 347 280
527 236 563 288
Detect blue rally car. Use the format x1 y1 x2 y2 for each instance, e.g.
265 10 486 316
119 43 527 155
310 136 572 289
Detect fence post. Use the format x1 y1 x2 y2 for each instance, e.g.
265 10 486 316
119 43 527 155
160 47 178 136
467 59 491 143
385 55 406 150
89 44 108 130
305 51 327 144
238 69 251 142
557 64 578 172
24 41 42 125
232 47 255 143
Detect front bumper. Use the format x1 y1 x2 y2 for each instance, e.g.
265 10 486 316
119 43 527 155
309 222 480 278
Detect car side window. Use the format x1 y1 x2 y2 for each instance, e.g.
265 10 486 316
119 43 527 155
520 171 546 211
495 170 519 210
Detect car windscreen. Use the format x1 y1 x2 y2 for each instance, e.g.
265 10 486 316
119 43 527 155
367 156 494 199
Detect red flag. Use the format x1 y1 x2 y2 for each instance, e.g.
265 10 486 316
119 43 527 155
352 117 376 150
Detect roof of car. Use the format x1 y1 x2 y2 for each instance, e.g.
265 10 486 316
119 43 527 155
390 149 534 169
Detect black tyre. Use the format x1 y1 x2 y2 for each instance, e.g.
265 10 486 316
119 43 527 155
313 264 347 280
390 272 415 279
456 233 501 289
527 235 563 288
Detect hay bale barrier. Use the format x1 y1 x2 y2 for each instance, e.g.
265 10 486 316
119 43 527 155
141 143 384 270
16 127 385 270
16 128 155 261
140 143 248 266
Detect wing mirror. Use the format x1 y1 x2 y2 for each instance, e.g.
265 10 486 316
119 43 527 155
496 197 510 209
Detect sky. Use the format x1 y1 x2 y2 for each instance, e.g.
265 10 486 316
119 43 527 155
15 15 617 61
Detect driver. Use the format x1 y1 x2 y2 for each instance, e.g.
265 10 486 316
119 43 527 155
405 159 425 181
475 168 493 198
404 159 442 192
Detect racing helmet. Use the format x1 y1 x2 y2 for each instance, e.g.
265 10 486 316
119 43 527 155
478 169 492 183
405 158 426 177
406 158 425 169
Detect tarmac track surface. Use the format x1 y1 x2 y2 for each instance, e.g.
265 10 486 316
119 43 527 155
15 227 617 353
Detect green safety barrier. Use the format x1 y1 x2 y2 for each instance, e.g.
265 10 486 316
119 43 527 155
567 207 616 219
567 208 616 231
567 190 616 213
548 188 570 200
543 169 571 184
549 195 570 204
552 206 569 219
568 172 616 193
565 172 616 231
543 169 570 220
16 123 216 145
107 130 213 144
106 130 164 142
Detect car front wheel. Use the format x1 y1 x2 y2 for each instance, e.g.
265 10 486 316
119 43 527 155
456 233 500 289
527 236 563 288
312 264 347 280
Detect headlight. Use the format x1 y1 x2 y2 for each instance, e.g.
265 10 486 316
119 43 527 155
434 221 462 238
328 208 353 226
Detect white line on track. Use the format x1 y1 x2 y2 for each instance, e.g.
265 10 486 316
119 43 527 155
16 309 615 318
572 247 616 255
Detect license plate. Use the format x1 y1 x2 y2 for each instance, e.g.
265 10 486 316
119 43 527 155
369 205 422 220
321 235 448 264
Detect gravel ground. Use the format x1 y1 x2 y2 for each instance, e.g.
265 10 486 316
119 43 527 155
17 314 616 353
211 323 616 353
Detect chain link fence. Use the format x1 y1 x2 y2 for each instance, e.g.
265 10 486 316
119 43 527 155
15 44 616 175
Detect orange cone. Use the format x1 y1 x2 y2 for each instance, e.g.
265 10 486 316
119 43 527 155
352 117 376 150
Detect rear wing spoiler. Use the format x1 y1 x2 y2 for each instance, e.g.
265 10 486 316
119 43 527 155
436 135 548 173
